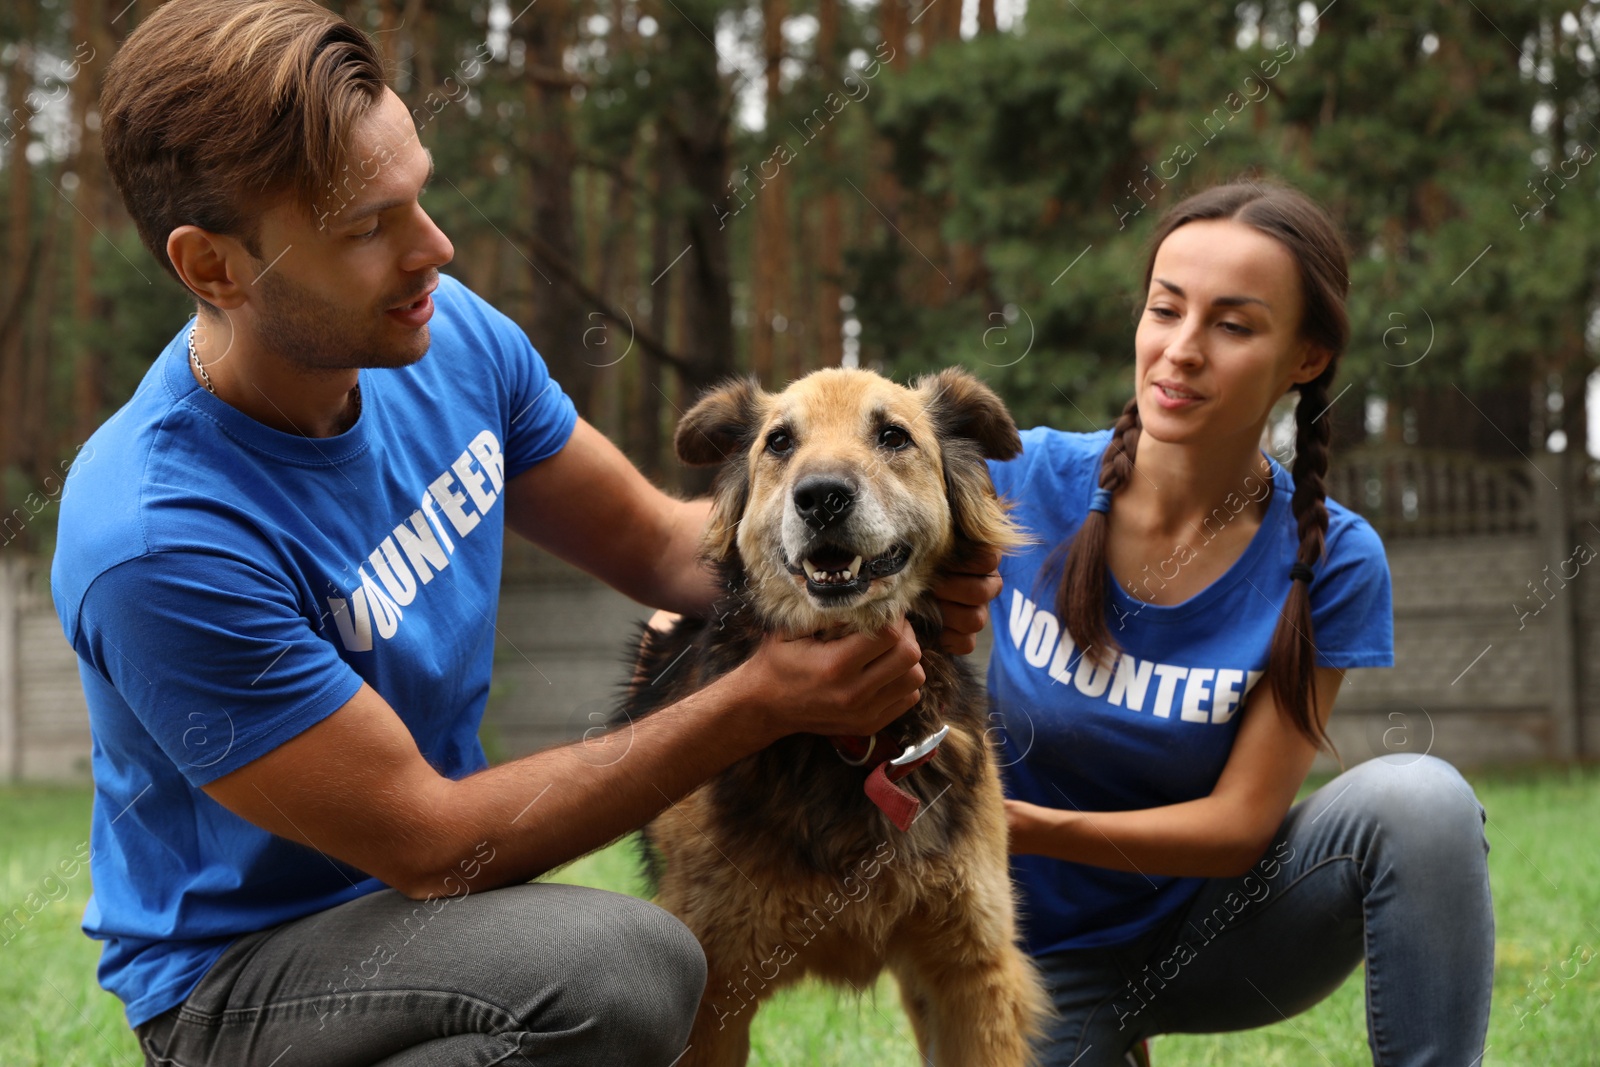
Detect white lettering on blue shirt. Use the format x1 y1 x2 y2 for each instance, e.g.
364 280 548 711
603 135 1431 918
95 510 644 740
327 430 505 652
1007 590 1262 725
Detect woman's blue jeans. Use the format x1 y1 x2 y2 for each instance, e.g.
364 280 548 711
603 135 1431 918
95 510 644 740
1032 754 1494 1066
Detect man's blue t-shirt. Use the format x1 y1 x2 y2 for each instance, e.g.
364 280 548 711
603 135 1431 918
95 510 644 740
986 427 1393 958
50 274 578 1028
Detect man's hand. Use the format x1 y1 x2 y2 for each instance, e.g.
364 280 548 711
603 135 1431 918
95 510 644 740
733 617 925 740
930 544 1003 655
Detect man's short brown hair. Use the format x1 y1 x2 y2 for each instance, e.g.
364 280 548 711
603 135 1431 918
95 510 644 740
101 0 386 284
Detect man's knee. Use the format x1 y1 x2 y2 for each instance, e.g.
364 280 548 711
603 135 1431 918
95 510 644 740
567 891 706 1062
469 884 705 1062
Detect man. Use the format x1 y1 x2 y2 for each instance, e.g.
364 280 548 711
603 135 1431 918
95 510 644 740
52 2 1001 1064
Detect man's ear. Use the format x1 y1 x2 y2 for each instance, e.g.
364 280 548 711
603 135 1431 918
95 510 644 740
675 377 767 466
166 225 250 311
915 367 1021 461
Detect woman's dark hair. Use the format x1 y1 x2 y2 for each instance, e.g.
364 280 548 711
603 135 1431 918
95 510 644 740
1056 179 1350 752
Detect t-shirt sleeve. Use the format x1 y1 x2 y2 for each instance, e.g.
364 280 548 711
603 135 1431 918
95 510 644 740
477 294 579 479
1310 515 1394 669
72 552 366 787
988 426 1055 502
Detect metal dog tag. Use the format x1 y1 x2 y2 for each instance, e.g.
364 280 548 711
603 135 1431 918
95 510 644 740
890 724 950 766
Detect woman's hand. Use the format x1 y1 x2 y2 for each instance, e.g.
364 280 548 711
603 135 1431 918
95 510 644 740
997 667 1349 877
930 544 1004 655
1005 797 1064 856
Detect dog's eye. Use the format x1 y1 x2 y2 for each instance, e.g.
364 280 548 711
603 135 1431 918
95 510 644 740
878 425 912 451
765 430 794 456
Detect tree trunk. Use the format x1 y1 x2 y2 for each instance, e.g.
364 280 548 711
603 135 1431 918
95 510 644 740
0 33 34 492
403 0 435 93
882 0 908 70
749 0 791 388
70 0 111 445
674 129 736 393
812 0 843 370
629 141 673 478
977 0 997 34
21 171 61 491
922 0 962 48
664 15 736 396
590 1 641 444
376 0 399 74
517 2 593 418
592 162 635 442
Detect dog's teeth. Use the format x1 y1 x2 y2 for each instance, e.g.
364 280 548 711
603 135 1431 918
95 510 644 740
848 555 863 579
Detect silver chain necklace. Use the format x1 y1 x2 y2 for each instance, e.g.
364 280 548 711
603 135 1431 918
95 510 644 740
188 321 362 429
187 321 216 394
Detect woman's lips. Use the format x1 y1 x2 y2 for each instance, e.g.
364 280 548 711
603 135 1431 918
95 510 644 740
1152 381 1202 409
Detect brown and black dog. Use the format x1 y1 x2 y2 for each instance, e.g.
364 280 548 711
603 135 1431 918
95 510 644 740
623 367 1050 1065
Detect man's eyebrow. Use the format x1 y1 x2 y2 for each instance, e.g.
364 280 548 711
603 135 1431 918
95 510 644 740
340 150 436 223
1153 277 1271 310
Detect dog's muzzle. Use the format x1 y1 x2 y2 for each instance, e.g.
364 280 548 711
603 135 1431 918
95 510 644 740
786 544 912 599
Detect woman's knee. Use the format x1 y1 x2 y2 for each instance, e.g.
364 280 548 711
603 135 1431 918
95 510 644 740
1339 754 1488 860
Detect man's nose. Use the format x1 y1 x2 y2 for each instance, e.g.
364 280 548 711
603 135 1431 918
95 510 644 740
404 206 455 272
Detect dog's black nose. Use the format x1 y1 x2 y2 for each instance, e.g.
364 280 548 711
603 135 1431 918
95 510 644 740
793 475 856 531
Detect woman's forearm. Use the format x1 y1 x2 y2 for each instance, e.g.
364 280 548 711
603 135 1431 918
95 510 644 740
1008 796 1280 879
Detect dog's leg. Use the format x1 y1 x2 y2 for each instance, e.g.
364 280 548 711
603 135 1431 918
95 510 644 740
899 938 1048 1067
650 802 792 1067
891 781 1052 1065
890 963 938 1065
674 965 760 1067
892 903 1050 1067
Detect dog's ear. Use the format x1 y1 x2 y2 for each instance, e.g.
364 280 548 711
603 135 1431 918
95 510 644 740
915 367 1022 462
675 377 768 563
675 377 766 467
916 368 1029 554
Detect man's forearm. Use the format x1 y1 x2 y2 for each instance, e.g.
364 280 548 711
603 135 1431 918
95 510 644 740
408 662 767 897
645 496 720 616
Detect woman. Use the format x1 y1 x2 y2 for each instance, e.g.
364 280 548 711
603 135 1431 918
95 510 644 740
988 181 1493 1066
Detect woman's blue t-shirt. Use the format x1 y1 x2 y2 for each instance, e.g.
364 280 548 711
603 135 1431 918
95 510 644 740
986 427 1394 958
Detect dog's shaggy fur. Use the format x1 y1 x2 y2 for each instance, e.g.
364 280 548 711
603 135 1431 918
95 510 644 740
623 367 1050 1065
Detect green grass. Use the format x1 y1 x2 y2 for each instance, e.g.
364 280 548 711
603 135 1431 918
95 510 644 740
3 768 1597 1065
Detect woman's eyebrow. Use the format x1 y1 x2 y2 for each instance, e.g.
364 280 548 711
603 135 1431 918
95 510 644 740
1154 277 1272 310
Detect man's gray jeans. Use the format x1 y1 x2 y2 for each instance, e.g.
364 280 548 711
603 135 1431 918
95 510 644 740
134 881 707 1066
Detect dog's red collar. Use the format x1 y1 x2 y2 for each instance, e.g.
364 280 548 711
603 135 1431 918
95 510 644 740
827 725 950 832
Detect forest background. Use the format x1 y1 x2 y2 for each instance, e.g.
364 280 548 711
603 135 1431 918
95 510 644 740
2 0 1599 543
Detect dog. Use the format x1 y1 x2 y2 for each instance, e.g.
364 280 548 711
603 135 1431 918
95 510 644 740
622 366 1051 1065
